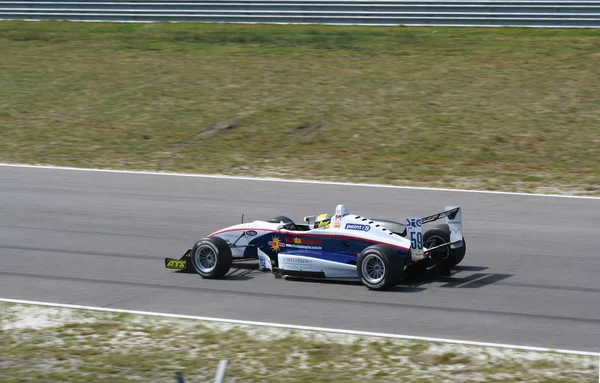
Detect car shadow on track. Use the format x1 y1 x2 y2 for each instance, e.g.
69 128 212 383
281 265 513 292
224 262 264 280
397 266 513 291
222 262 513 290
281 276 424 291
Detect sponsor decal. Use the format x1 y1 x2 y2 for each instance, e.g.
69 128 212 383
245 230 258 237
285 236 322 246
286 244 323 250
345 223 371 232
421 207 460 224
406 218 422 228
268 236 285 252
281 257 312 265
283 236 323 250
280 255 314 270
166 259 187 269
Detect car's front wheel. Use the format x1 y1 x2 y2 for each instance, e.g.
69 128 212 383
357 245 404 290
190 237 232 279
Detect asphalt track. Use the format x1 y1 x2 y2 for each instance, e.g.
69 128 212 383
1 165 599 352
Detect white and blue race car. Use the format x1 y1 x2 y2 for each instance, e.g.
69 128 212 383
165 204 466 290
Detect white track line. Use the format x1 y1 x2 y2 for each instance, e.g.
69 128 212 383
1 298 598 357
1 162 599 200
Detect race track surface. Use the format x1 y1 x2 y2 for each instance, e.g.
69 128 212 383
1 165 599 352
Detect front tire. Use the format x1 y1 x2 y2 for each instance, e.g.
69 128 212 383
357 245 404 291
190 237 232 279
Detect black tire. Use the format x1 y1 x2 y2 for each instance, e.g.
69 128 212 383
190 237 232 279
357 244 404 291
450 237 466 268
423 224 466 273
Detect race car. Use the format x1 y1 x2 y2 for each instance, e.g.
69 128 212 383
165 204 466 290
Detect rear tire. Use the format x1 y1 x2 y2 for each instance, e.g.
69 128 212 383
423 224 466 274
357 245 404 291
449 238 466 268
190 237 232 279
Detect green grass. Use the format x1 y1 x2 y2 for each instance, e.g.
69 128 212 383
1 303 598 383
1 21 599 194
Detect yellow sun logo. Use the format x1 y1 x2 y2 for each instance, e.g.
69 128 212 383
269 236 282 252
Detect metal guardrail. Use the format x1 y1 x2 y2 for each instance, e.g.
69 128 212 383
1 0 600 27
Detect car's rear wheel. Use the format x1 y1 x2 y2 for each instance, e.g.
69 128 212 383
190 237 232 279
357 245 404 290
449 237 466 268
423 224 466 274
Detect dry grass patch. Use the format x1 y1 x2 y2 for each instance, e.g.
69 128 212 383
0 22 599 195
1 303 598 383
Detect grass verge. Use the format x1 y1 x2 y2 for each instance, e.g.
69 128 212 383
1 303 598 383
0 22 599 195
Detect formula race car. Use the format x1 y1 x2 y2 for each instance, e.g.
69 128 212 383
165 205 466 290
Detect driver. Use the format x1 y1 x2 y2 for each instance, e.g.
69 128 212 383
314 213 332 229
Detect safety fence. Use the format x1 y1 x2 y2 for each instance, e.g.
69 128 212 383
1 0 600 27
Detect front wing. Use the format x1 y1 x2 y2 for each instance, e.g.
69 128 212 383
164 249 195 273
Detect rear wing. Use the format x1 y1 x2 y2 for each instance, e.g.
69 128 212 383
422 206 463 249
421 206 460 224
407 206 463 259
